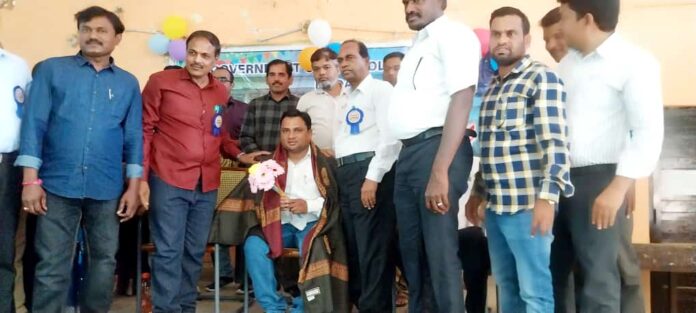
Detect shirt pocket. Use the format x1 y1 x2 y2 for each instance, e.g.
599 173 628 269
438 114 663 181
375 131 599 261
494 93 529 130
108 90 129 120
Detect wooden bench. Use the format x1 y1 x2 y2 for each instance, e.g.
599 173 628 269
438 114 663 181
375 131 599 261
633 243 696 313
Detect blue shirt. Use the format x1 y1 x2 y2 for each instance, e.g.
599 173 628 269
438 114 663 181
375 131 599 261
15 54 143 200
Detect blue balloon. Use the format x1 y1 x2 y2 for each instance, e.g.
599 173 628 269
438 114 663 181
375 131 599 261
148 33 170 55
327 42 341 53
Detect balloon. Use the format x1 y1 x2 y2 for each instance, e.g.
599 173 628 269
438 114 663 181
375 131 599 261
161 16 188 39
307 19 332 47
298 46 319 72
148 33 170 55
168 39 187 61
473 28 490 57
327 42 341 53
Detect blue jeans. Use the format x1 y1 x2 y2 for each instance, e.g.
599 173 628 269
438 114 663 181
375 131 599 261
485 209 554 313
31 192 120 313
244 222 315 313
149 174 217 313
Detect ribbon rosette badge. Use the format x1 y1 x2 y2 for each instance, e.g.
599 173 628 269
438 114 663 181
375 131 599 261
248 160 286 197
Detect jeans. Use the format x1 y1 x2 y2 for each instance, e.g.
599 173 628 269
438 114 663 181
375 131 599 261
486 209 554 313
1 152 21 313
31 192 120 313
149 173 217 313
244 222 316 313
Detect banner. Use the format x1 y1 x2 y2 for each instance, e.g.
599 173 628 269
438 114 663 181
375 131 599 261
171 42 495 156
173 42 409 103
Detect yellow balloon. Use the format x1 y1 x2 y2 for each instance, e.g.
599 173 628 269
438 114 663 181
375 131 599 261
298 47 319 72
161 16 188 39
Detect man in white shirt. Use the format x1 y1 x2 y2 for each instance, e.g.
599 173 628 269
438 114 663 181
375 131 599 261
551 1 664 312
388 1 479 312
297 48 346 155
540 6 646 313
335 39 401 312
0 47 31 313
243 110 328 313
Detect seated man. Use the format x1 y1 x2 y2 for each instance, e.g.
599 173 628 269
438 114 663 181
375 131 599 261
243 109 348 313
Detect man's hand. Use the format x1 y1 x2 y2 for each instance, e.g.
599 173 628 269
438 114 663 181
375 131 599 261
425 170 449 214
361 179 378 209
118 179 140 222
22 185 47 216
625 182 636 218
281 197 308 214
531 199 555 237
592 177 633 230
138 181 150 215
238 151 272 165
465 195 485 226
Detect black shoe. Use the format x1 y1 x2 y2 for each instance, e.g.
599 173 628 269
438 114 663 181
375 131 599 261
205 276 235 292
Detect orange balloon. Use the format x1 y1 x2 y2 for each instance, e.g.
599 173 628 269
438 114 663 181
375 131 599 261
298 46 319 72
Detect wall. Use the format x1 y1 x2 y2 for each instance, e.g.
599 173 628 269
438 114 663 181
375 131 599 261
1 0 694 106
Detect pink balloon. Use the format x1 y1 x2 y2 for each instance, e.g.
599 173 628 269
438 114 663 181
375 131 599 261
167 39 187 61
473 28 490 57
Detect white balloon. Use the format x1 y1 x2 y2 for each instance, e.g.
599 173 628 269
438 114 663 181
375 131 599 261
307 19 332 47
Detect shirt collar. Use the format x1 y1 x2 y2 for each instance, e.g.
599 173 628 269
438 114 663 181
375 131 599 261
0 48 6 57
74 51 115 71
416 14 448 42
288 146 312 166
594 33 622 60
351 74 374 95
265 91 293 103
494 55 533 82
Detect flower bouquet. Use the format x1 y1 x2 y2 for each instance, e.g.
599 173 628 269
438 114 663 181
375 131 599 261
248 160 286 197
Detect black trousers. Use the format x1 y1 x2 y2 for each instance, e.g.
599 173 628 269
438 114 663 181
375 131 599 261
394 136 472 313
458 226 490 313
0 152 21 313
115 215 150 294
551 164 637 313
338 158 396 313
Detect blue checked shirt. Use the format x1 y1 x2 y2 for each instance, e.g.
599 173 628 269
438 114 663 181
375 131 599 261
473 56 574 214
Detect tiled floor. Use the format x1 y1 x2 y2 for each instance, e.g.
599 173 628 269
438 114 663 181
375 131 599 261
110 261 496 313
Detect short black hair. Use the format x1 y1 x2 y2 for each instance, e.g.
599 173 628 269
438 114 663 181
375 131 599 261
490 6 531 35
558 0 620 32
280 109 312 130
383 52 404 64
214 66 234 83
342 39 370 59
75 6 125 35
164 65 182 70
310 48 338 63
266 59 293 77
540 7 562 28
186 30 222 56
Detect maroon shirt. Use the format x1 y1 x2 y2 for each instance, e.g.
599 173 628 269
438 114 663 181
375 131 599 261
142 68 237 192
221 97 248 159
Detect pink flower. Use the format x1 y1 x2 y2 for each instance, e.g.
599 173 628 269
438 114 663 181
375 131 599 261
248 160 285 194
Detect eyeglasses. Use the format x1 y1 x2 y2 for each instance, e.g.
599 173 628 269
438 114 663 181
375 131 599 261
215 77 231 83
